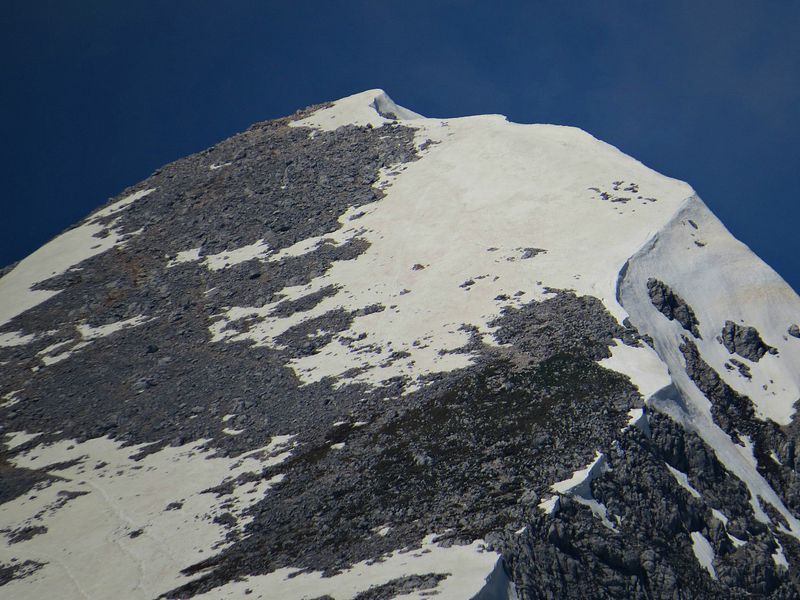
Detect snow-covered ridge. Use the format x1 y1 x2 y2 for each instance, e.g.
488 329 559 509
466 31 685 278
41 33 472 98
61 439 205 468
619 194 800 539
291 89 423 130
293 92 799 420
621 196 800 424
214 89 694 390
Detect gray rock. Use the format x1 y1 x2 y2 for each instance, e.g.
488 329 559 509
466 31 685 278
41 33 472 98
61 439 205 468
721 320 776 361
728 358 752 379
646 278 702 338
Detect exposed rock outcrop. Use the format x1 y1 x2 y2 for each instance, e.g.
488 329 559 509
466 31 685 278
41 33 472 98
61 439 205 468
721 320 776 362
647 278 702 338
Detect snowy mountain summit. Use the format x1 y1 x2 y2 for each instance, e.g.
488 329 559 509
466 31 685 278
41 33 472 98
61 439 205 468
2 90 800 599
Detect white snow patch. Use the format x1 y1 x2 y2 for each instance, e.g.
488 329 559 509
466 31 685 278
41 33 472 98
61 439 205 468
40 341 91 366
551 452 608 497
622 407 650 435
770 451 783 465
599 342 672 400
1 390 22 408
36 339 73 358
209 162 232 170
473 557 519 600
0 433 292 600
733 435 758 469
269 237 325 261
330 442 346 450
167 247 202 267
375 526 391 537
711 509 728 526
0 189 154 328
0 330 36 347
3 431 42 450
548 452 616 529
35 316 149 366
192 533 499 600
90 188 155 220
77 315 150 340
203 240 271 271
712 508 746 547
729 534 747 548
773 541 789 570
167 240 271 271
262 434 296 452
575 497 618 531
537 496 560 515
666 465 702 499
690 531 717 579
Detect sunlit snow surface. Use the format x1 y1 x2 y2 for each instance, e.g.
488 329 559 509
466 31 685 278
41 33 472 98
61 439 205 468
0 434 294 600
32 315 151 367
690 531 717 579
208 89 693 391
274 90 800 552
621 197 800 424
666 465 702 499
544 451 617 531
167 240 272 271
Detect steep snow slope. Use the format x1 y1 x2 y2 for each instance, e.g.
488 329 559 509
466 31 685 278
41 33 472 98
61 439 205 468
619 195 800 533
620 196 800 424
210 89 693 388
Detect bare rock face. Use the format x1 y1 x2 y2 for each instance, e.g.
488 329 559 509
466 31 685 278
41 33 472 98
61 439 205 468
646 278 702 338
721 320 776 362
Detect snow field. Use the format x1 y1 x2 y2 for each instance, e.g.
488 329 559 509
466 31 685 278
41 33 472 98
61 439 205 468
4 88 799 599
0 434 294 600
209 89 693 390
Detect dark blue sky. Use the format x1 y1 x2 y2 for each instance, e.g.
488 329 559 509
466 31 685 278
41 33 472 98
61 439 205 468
2 1 798 291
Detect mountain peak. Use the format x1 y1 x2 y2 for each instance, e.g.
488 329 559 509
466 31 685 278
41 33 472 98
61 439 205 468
2 91 800 600
293 88 424 130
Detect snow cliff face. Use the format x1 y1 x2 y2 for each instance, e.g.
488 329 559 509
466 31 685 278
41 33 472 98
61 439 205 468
1 90 800 599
